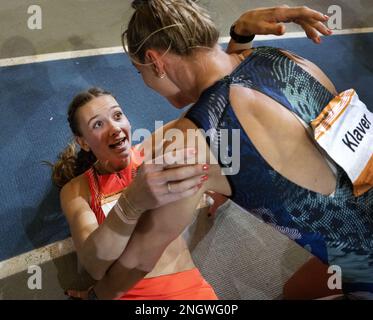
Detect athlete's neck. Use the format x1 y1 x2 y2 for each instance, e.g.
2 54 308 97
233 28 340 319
169 46 242 101
94 158 130 175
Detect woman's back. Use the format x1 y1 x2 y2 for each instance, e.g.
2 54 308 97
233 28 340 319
184 46 373 293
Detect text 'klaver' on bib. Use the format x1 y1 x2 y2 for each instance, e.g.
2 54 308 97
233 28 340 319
311 89 373 197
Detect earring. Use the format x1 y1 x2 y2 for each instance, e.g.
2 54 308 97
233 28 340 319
158 72 166 79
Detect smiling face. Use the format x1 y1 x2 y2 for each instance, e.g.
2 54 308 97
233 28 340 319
75 95 132 171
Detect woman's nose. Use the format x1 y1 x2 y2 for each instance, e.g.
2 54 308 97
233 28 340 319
109 122 121 136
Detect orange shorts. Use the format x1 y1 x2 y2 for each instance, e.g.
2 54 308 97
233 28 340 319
120 268 218 300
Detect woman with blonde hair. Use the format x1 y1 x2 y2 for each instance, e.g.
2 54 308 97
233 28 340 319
60 2 345 299
89 0 371 299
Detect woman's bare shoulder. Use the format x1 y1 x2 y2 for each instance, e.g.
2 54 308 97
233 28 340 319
60 173 91 203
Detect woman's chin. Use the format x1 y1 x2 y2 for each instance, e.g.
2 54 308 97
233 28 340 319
117 149 131 163
110 155 130 172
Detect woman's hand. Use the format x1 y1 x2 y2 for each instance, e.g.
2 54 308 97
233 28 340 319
233 5 332 44
126 148 209 212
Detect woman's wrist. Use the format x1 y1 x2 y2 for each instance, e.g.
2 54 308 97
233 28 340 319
114 189 145 224
230 24 255 43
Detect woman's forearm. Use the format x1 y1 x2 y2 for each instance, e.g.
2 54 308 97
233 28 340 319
93 262 149 300
92 188 206 299
92 236 172 300
77 195 141 280
79 223 136 280
91 213 174 299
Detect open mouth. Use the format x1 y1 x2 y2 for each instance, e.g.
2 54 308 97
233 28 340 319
109 137 127 149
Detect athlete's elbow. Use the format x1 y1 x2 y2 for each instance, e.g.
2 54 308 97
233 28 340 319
77 252 107 280
125 235 174 273
80 261 105 281
123 248 158 274
89 268 105 281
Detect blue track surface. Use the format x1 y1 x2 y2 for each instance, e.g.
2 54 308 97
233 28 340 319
0 33 372 261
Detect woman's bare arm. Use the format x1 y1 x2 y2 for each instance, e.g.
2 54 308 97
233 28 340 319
227 6 332 54
61 177 141 280
93 186 207 299
61 138 207 281
92 120 229 299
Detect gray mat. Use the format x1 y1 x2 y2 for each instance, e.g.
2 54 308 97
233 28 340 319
186 200 312 300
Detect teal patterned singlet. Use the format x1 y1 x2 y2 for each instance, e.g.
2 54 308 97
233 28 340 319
185 46 373 295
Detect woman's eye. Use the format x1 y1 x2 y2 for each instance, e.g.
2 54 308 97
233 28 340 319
93 121 103 129
114 112 123 120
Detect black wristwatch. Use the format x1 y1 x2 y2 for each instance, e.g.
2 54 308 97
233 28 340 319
230 24 255 43
87 286 98 300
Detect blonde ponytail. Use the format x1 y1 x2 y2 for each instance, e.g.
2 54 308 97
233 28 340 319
124 0 219 63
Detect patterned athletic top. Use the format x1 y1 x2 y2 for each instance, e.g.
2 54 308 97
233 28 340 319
185 46 373 295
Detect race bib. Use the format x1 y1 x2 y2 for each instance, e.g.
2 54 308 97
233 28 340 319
311 89 373 196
